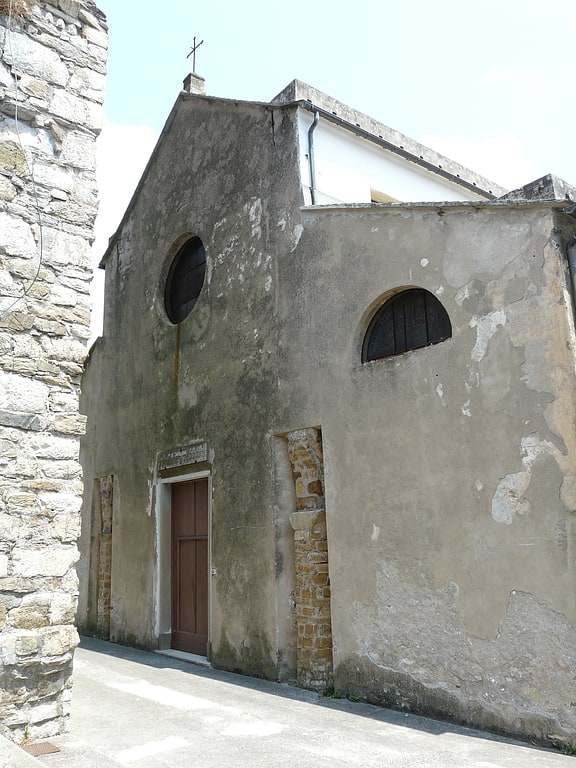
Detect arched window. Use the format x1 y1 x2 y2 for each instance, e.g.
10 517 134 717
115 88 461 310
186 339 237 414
164 236 206 324
362 288 451 362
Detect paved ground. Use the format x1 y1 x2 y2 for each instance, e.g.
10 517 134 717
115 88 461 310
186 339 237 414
2 637 574 768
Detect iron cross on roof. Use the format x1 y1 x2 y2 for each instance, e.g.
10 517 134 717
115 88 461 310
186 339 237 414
187 36 204 73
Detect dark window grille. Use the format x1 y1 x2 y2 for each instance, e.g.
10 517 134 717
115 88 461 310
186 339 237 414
363 289 451 362
165 237 206 324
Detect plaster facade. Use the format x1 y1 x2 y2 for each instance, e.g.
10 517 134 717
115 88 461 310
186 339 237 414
79 78 576 748
0 0 106 740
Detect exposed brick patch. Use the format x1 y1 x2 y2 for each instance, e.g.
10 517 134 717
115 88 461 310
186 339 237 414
286 428 333 692
95 476 113 639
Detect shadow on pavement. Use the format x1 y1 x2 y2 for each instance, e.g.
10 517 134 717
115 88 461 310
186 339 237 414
77 635 562 759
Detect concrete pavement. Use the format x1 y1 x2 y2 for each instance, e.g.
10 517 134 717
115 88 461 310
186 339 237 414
2 636 574 767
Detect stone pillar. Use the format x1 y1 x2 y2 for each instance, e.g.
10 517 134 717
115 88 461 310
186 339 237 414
0 0 107 741
286 429 333 691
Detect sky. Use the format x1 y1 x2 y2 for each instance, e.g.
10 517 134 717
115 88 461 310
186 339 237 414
90 0 576 339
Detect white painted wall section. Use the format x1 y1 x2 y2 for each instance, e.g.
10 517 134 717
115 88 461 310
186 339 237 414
297 110 488 205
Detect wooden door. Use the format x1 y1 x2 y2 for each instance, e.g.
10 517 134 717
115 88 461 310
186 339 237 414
171 479 208 655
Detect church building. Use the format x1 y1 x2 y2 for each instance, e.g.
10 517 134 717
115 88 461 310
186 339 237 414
78 74 576 748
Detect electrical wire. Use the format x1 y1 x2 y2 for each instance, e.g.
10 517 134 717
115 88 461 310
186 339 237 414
0 0 45 323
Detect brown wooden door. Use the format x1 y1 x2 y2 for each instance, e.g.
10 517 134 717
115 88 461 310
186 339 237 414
171 479 208 655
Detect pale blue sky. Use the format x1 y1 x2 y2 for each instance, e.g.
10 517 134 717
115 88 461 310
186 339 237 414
96 0 576 188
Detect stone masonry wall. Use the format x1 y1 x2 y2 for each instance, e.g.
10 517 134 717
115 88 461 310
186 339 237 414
0 0 106 740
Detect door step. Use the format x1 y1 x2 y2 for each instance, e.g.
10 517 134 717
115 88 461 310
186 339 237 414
155 649 211 667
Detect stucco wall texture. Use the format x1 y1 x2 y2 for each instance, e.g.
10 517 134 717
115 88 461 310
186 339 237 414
80 91 576 747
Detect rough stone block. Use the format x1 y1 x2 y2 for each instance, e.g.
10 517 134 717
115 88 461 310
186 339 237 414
33 162 75 194
81 24 106 48
2 30 68 86
49 593 75 625
0 513 25 542
58 0 80 17
38 492 82 516
28 699 60 724
49 88 87 125
40 626 78 657
68 65 105 99
0 213 37 259
20 75 50 100
33 317 66 336
39 459 81 479
0 177 17 201
11 546 78 578
0 411 46 431
0 140 27 175
11 595 52 629
15 633 39 657
0 630 19 664
49 283 77 306
29 434 79 460
52 414 86 435
0 312 34 331
59 131 96 170
42 337 87 363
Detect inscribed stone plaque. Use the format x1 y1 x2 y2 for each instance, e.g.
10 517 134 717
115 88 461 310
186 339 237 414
157 441 208 471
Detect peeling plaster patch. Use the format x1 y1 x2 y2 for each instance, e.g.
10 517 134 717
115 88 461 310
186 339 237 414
461 399 471 417
465 369 480 391
491 471 531 525
475 479 483 492
455 283 471 307
371 524 380 542
371 226 378 233
276 218 287 231
146 476 154 518
522 434 560 462
435 286 444 297
469 309 506 362
420 258 429 267
435 382 446 406
491 435 561 524
290 224 303 252
264 275 272 292
248 198 262 239
219 233 239 266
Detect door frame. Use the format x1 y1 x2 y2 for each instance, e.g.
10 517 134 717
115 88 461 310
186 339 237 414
155 469 212 656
